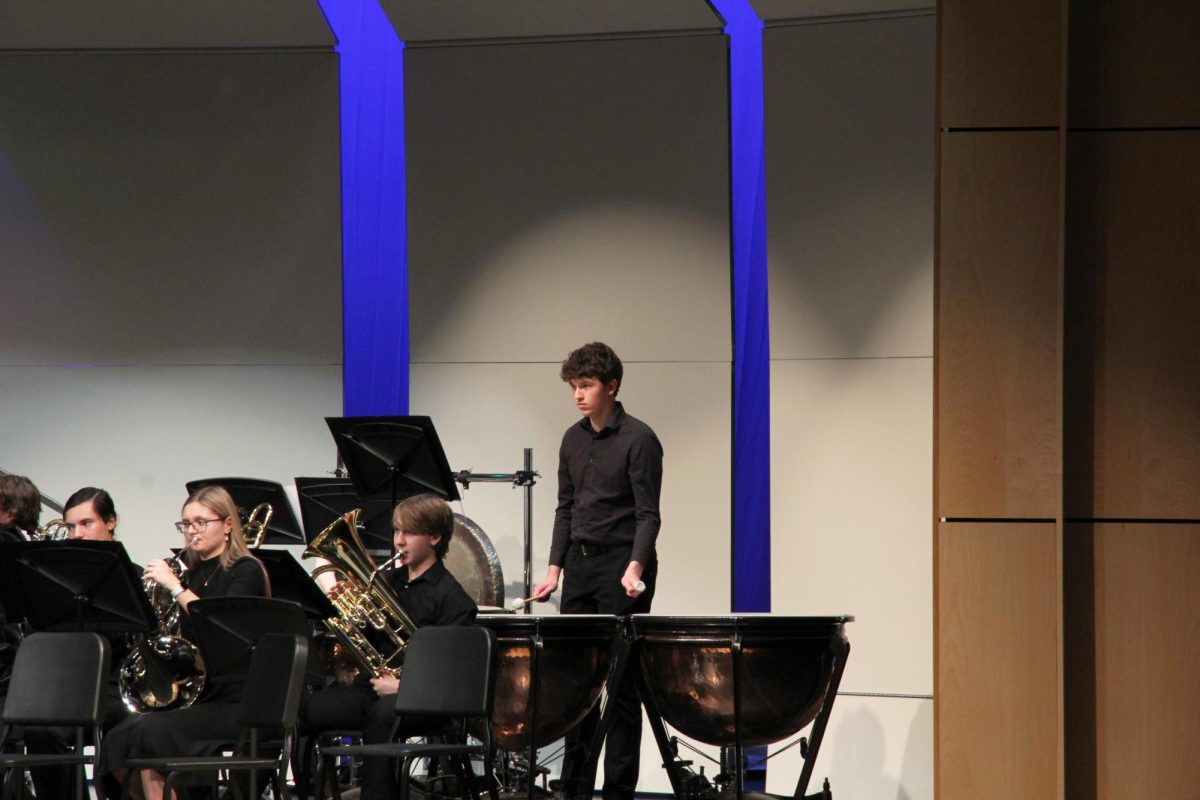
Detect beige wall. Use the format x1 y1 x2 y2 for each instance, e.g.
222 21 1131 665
766 11 935 797
0 49 343 565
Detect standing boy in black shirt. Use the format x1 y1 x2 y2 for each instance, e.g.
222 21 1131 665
532 342 664 800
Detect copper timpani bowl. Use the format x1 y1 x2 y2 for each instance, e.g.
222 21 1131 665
632 615 852 748
476 614 620 751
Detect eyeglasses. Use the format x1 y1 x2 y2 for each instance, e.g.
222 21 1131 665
174 518 224 534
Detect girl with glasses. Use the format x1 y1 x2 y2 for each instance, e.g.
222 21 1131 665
102 485 270 800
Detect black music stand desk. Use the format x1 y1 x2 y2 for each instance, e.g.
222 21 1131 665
0 540 153 634
295 477 394 552
325 415 460 508
188 597 319 683
253 550 337 621
185 478 305 546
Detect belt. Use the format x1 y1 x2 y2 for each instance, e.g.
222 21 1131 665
574 542 614 556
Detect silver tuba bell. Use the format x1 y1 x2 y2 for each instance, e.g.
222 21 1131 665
118 551 206 712
32 519 69 541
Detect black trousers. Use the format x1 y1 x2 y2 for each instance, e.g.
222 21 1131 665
559 543 655 800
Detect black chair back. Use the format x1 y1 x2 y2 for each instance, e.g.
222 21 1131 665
0 632 111 800
1 632 110 726
238 632 309 731
393 625 496 718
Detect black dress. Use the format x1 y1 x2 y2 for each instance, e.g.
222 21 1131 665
98 555 268 782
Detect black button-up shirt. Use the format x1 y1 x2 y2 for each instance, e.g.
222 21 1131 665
385 559 477 627
549 402 663 568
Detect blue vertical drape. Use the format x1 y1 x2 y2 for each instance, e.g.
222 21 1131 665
318 0 410 416
712 0 771 615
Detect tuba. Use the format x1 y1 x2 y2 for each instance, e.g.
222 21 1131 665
118 552 206 712
241 502 273 549
302 509 417 677
32 519 68 541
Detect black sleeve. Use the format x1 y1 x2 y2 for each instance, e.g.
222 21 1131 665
549 433 575 568
628 430 664 566
437 590 478 626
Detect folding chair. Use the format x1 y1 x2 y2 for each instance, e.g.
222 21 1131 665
317 625 499 800
120 632 308 800
0 632 111 800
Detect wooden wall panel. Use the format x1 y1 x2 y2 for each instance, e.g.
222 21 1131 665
939 0 1062 128
1063 131 1200 518
1064 523 1200 800
938 132 1061 518
937 522 1061 800
1068 0 1200 128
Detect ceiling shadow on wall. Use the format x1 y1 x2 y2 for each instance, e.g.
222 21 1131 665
404 34 731 364
765 14 935 360
0 52 341 366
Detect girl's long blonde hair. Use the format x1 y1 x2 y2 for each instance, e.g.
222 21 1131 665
181 486 267 593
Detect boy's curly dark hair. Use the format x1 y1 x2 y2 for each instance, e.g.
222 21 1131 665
560 342 623 395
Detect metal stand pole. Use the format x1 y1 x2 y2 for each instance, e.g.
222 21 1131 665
522 447 534 612
454 450 540 613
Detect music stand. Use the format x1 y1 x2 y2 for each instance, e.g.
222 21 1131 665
0 540 153 634
294 477 393 552
184 478 305 546
188 597 320 682
325 416 461 508
253 550 337 621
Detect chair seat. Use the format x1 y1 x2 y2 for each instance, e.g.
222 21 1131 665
313 627 499 800
0 753 94 768
319 741 484 759
124 755 281 771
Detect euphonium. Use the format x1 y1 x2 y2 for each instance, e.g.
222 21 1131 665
302 508 417 677
118 551 206 712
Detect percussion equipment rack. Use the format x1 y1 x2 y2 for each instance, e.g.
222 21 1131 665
454 448 540 612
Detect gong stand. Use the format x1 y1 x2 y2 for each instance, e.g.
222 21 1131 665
454 448 539 611
637 632 851 800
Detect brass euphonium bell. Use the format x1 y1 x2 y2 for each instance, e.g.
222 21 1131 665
303 508 417 677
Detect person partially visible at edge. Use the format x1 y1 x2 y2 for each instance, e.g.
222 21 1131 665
0 473 40 543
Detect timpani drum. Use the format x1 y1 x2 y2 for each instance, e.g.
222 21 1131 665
476 614 620 751
632 615 852 748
